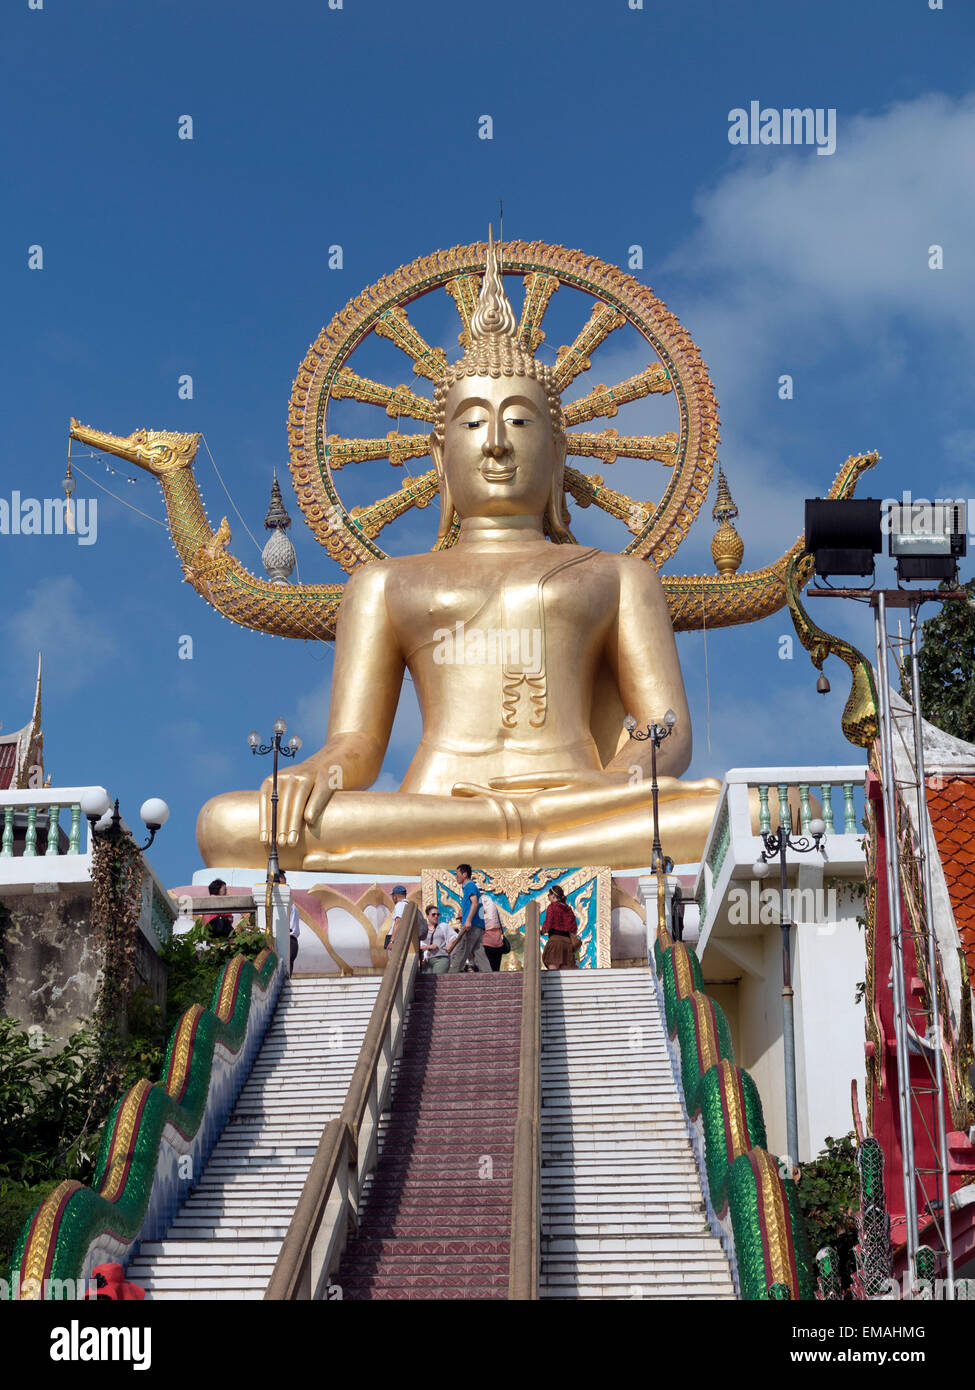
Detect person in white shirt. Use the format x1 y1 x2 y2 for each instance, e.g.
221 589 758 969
422 904 458 974
277 870 300 973
385 885 410 953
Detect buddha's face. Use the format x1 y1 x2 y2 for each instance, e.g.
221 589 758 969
432 374 563 521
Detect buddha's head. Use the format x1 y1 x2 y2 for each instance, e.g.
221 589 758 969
429 235 572 542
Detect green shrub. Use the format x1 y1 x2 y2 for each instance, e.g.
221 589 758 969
0 920 271 1272
798 1132 860 1290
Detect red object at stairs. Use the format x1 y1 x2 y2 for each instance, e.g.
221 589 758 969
336 974 522 1300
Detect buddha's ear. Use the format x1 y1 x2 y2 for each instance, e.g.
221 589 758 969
546 429 573 542
430 430 456 545
429 429 443 481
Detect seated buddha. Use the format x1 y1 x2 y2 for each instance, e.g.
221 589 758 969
197 241 721 872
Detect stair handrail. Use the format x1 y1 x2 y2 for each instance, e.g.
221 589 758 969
265 902 421 1300
509 898 541 1300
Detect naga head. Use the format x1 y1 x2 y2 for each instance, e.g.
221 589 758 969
69 419 200 476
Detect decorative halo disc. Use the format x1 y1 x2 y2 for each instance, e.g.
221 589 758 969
287 240 719 573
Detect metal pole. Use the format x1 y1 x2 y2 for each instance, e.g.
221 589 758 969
875 591 920 1280
908 597 954 1285
268 732 281 882
650 733 667 936
778 829 800 1171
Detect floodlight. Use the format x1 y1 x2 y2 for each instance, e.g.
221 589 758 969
887 501 966 582
805 498 882 580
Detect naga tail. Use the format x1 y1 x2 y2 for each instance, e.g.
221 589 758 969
662 452 879 630
784 550 879 748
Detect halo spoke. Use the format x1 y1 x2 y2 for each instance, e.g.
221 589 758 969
566 429 679 465
519 271 560 353
349 469 439 540
373 306 448 381
325 432 432 468
551 303 626 392
331 367 434 423
445 275 483 348
564 466 653 538
563 365 673 426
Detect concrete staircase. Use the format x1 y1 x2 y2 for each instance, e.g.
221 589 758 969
539 968 735 1300
335 974 522 1300
127 975 381 1300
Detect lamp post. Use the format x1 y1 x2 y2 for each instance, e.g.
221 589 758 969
249 719 302 882
79 789 170 851
624 709 677 939
752 809 826 1175
249 720 302 938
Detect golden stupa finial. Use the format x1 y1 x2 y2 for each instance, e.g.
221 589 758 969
710 465 744 575
712 465 739 523
469 225 518 343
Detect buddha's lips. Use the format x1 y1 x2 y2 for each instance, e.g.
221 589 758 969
481 465 517 482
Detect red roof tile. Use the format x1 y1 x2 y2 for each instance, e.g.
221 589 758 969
927 777 975 980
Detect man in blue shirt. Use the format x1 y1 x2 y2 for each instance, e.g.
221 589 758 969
448 863 493 974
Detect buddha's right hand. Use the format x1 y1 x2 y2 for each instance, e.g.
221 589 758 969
259 760 339 849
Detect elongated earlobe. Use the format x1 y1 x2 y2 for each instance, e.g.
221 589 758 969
431 432 456 545
546 433 573 542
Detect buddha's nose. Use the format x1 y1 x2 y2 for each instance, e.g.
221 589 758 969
481 440 510 459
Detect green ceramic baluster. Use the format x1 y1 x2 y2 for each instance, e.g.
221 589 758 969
1 807 13 857
799 783 812 834
777 783 791 835
69 803 82 854
843 782 857 834
24 805 37 857
758 784 771 835
45 805 60 855
820 784 835 835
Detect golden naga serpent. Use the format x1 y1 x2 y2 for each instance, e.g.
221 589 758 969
69 240 878 640
784 551 879 748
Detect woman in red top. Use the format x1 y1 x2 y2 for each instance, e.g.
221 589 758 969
541 884 578 970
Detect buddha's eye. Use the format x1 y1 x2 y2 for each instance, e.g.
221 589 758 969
461 418 486 430
505 417 531 427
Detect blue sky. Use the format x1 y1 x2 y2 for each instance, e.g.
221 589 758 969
2 0 973 886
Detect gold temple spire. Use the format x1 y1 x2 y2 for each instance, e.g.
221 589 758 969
710 465 744 575
712 465 739 523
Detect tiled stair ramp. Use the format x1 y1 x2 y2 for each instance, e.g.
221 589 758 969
539 968 735 1300
335 974 523 1300
127 976 381 1299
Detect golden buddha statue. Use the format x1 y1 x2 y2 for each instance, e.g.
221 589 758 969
197 238 720 871
68 236 879 873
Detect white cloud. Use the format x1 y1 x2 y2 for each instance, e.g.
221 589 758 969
5 576 118 693
664 92 975 398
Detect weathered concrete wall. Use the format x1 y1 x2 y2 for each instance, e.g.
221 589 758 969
134 930 167 1013
0 887 103 1044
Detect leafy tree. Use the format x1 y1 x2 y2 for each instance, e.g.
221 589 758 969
900 579 975 743
798 1132 860 1290
0 921 269 1270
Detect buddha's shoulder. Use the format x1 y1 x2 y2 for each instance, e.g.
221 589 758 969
590 550 664 590
344 552 434 595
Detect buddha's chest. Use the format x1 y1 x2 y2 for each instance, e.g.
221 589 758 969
386 552 617 657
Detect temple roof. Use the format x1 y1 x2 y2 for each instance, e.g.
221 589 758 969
0 654 43 790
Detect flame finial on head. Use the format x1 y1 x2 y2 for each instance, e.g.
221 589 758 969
469 226 518 342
